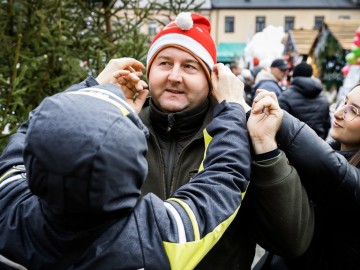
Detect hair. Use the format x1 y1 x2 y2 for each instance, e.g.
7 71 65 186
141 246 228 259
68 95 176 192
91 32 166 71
230 61 240 71
346 83 360 167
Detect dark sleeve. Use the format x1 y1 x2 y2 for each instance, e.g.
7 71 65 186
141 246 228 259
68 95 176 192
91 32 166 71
276 111 360 208
64 76 99 92
0 120 29 175
249 151 314 257
168 101 250 233
323 100 331 133
137 101 251 270
278 92 291 112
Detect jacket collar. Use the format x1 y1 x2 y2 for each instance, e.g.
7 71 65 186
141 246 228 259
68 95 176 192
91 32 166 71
148 98 210 140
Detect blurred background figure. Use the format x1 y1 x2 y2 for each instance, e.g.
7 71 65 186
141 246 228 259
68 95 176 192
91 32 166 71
230 60 242 77
278 62 331 140
251 58 289 102
240 69 255 105
251 65 263 82
230 61 254 105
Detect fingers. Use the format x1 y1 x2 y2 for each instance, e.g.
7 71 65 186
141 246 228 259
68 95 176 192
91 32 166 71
251 90 279 114
96 58 145 84
212 63 233 80
115 69 148 94
111 58 145 71
252 89 277 104
211 63 245 105
132 89 149 114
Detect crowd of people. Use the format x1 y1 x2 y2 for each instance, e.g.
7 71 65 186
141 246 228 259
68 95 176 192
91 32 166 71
0 11 359 270
230 56 332 140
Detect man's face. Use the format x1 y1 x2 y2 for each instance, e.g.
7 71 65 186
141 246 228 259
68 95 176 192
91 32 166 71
148 47 209 113
271 67 288 81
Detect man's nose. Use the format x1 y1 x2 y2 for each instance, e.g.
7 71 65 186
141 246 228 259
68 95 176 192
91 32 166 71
168 65 182 83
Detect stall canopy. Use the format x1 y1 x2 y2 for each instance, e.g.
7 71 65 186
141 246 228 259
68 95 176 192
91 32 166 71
325 20 360 50
216 42 246 63
285 29 319 56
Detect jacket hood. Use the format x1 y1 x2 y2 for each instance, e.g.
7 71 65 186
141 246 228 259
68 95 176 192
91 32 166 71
291 77 323 98
24 86 149 215
254 69 277 84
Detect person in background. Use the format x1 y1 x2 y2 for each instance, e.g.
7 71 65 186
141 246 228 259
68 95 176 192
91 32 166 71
278 62 331 140
0 58 251 270
230 61 254 105
252 84 360 269
230 60 242 77
240 68 255 105
61 12 314 269
251 58 289 101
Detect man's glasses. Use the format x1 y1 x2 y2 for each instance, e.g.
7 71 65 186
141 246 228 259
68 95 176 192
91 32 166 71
336 98 360 122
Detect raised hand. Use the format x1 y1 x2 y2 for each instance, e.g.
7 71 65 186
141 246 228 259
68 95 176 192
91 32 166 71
114 66 149 114
96 58 149 114
248 89 284 154
211 63 245 104
96 58 145 85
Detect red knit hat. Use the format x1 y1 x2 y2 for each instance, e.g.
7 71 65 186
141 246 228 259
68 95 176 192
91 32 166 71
146 12 216 81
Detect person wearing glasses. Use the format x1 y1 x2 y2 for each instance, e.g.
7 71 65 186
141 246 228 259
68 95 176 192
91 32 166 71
251 83 360 270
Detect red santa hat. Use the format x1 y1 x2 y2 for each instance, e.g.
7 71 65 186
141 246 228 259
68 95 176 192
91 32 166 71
146 12 216 81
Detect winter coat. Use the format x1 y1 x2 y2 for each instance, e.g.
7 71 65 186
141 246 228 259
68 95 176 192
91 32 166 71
0 84 251 270
252 70 284 100
264 111 360 270
59 77 314 269
138 91 314 269
278 77 330 139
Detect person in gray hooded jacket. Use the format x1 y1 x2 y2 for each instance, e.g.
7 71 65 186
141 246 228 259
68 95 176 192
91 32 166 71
278 62 330 139
0 58 251 270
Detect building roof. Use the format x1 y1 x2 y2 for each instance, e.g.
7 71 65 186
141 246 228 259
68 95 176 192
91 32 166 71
287 29 319 55
139 0 211 9
211 0 360 9
325 20 360 50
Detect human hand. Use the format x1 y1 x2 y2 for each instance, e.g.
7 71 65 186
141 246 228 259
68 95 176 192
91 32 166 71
96 58 145 85
115 66 149 114
248 89 284 154
96 58 149 114
211 63 247 108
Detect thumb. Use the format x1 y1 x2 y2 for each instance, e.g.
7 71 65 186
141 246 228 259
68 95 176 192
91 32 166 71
134 90 149 113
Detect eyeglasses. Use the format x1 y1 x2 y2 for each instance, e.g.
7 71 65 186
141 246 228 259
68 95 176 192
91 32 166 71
336 98 360 122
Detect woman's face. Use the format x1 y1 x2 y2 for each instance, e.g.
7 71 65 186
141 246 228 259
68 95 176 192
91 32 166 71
330 85 360 151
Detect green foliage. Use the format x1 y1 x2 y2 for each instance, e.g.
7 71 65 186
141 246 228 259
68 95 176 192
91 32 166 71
0 0 200 152
313 29 345 91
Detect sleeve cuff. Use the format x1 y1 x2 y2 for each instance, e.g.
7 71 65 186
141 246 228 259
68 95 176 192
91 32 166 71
254 148 280 162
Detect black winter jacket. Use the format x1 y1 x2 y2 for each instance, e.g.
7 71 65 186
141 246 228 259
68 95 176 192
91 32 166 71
138 91 314 269
268 111 360 270
278 77 330 139
0 84 250 270
59 77 314 269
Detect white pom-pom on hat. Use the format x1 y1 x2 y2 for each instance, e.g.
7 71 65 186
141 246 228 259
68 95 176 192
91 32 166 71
175 12 193 30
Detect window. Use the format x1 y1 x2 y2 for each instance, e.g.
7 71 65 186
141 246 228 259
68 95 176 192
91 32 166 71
284 16 294 32
148 21 157 40
225 16 234 33
314 16 324 30
338 15 350 20
256 16 265 32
